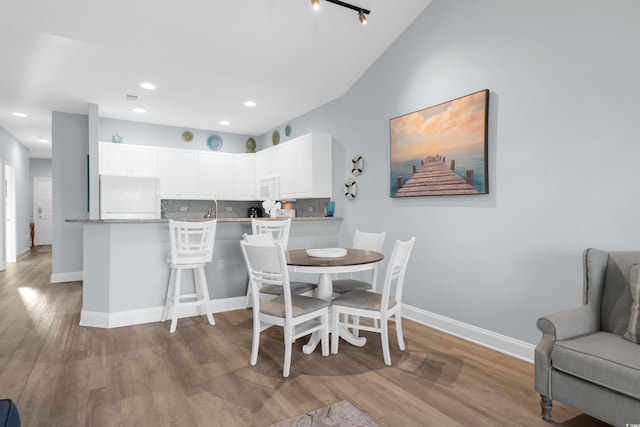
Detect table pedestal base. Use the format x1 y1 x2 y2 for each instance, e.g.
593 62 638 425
302 272 366 354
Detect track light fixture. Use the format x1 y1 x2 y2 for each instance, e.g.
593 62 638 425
358 10 367 25
312 0 371 25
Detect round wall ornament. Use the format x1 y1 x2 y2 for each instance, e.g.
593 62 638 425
246 137 256 153
207 134 223 151
181 131 193 142
344 179 357 200
351 155 364 176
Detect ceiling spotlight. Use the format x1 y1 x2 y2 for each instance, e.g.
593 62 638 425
133 107 146 113
12 112 27 118
244 100 257 107
38 138 49 143
311 0 320 11
220 120 230 126
140 82 156 90
358 10 367 25
324 0 370 25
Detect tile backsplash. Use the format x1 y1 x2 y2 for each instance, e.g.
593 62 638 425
161 198 331 220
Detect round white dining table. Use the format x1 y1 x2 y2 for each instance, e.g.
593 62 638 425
286 248 384 354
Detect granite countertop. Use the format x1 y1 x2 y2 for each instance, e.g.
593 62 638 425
66 217 342 224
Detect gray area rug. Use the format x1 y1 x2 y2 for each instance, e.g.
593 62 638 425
269 400 378 427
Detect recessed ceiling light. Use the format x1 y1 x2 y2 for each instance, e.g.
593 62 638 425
38 138 49 143
140 82 156 90
133 107 146 113
244 100 257 107
220 120 230 126
12 112 27 118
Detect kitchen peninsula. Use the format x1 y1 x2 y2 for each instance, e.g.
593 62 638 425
69 216 341 329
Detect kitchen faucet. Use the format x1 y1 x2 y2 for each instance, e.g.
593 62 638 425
204 199 218 219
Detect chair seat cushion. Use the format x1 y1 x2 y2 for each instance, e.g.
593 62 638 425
261 295 330 318
259 281 317 296
331 289 396 311
332 279 372 294
552 331 640 400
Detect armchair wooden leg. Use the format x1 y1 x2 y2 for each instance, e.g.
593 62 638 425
540 395 552 422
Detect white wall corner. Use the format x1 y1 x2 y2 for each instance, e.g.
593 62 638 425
402 304 535 363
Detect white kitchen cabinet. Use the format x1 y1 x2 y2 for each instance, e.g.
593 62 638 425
157 148 198 199
99 141 157 177
234 154 257 200
198 152 235 199
277 143 296 199
295 133 332 198
255 132 332 199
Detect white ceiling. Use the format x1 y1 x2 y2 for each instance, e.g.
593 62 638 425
0 0 431 158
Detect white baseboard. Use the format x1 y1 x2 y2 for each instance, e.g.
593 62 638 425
402 304 535 363
80 296 247 329
50 271 83 283
17 248 31 261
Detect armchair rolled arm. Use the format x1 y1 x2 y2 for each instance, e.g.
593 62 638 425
534 304 599 397
537 304 599 341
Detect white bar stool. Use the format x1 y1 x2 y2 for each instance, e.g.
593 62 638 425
161 219 217 333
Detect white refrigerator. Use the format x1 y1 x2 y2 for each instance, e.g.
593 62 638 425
100 175 161 219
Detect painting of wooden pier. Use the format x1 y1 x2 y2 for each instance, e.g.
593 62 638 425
395 155 478 196
390 89 489 197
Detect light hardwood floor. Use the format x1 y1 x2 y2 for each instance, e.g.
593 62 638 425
0 246 609 427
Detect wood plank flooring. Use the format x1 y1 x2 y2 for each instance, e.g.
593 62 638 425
0 246 609 426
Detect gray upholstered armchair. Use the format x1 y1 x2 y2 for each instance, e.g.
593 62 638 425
535 248 640 426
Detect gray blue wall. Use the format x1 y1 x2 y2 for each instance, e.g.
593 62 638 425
51 0 640 345
99 118 252 153
52 112 89 277
0 126 31 263
264 0 640 344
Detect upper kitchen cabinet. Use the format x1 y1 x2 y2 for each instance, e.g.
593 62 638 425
99 141 157 177
198 151 235 199
255 132 332 199
291 133 332 198
276 143 297 199
234 153 257 200
157 148 198 199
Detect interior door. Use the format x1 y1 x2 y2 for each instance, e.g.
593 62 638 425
34 177 53 245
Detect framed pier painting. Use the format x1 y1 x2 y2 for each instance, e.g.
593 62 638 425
389 89 489 197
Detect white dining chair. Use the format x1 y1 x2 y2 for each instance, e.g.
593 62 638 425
251 218 292 248
332 230 386 294
244 219 317 307
161 219 217 333
240 240 330 377
331 236 416 365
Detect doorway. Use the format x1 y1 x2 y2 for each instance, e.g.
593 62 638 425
34 177 53 245
5 163 16 263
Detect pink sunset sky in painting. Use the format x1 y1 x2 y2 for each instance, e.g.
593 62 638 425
390 90 488 165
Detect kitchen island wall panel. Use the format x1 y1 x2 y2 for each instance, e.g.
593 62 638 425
78 218 340 328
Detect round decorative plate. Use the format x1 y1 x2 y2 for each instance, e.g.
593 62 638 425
351 155 364 176
182 131 193 142
285 124 292 137
207 134 223 151
272 130 280 145
344 179 358 200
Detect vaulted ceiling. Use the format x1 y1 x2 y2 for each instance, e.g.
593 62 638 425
0 0 431 158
